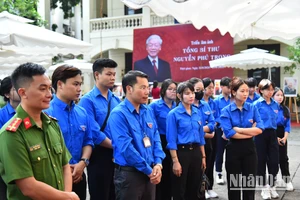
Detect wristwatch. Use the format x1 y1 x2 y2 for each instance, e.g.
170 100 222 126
80 158 90 167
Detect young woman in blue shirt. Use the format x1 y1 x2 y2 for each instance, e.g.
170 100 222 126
189 77 218 199
272 87 294 191
166 81 206 200
149 79 177 200
202 77 219 198
253 79 280 199
220 77 263 200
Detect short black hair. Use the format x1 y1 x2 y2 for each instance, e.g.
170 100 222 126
202 77 214 88
153 80 158 88
92 58 118 74
11 63 46 91
160 79 177 98
245 77 257 88
177 81 194 100
220 76 231 87
122 70 148 94
188 77 202 87
0 76 13 102
52 65 82 91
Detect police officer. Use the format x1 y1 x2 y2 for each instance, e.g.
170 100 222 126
45 65 94 200
189 77 217 199
166 81 206 200
214 76 231 184
0 63 79 200
108 70 165 200
253 79 280 199
220 77 264 200
79 58 121 200
149 79 177 200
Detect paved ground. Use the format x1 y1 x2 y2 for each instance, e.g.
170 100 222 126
86 125 300 200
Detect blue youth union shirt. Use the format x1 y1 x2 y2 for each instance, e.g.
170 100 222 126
246 92 261 104
194 100 215 132
220 102 264 139
277 105 291 133
79 86 121 144
45 96 94 164
214 94 231 124
149 98 176 135
0 103 16 128
253 97 279 129
108 98 165 176
166 102 205 150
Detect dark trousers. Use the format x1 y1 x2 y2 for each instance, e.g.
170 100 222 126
215 127 228 172
171 145 204 200
156 135 172 200
114 168 155 200
87 146 115 200
255 129 279 186
276 126 291 183
205 136 216 190
226 138 257 200
0 176 7 200
73 172 87 200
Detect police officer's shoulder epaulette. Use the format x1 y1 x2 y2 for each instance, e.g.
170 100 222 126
43 112 58 121
6 118 22 132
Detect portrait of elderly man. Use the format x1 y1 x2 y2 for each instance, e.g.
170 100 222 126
284 79 297 95
134 34 171 82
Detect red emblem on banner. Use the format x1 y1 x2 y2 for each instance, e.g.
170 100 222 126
6 118 22 132
23 117 32 130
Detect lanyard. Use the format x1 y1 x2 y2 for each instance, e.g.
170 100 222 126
134 111 148 138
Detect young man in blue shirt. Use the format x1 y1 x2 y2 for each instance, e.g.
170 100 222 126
78 58 121 200
45 65 94 200
214 76 231 185
108 70 165 200
245 77 260 103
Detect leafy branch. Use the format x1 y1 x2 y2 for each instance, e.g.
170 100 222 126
50 0 81 19
0 0 46 26
286 38 300 75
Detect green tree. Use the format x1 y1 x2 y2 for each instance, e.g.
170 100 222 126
0 0 46 26
50 0 80 19
286 38 300 75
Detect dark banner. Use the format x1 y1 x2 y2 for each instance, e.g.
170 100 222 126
133 24 233 82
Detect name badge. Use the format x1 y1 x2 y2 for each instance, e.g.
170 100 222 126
143 136 151 148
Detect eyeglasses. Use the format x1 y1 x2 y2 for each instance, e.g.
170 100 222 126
167 88 177 92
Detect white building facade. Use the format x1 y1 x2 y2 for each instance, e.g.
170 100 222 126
40 0 299 90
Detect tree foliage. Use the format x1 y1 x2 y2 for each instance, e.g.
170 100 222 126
0 0 45 26
50 0 81 19
286 38 300 75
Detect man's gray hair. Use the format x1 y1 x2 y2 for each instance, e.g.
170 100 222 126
146 34 163 45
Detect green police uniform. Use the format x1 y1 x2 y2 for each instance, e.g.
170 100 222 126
0 105 71 200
